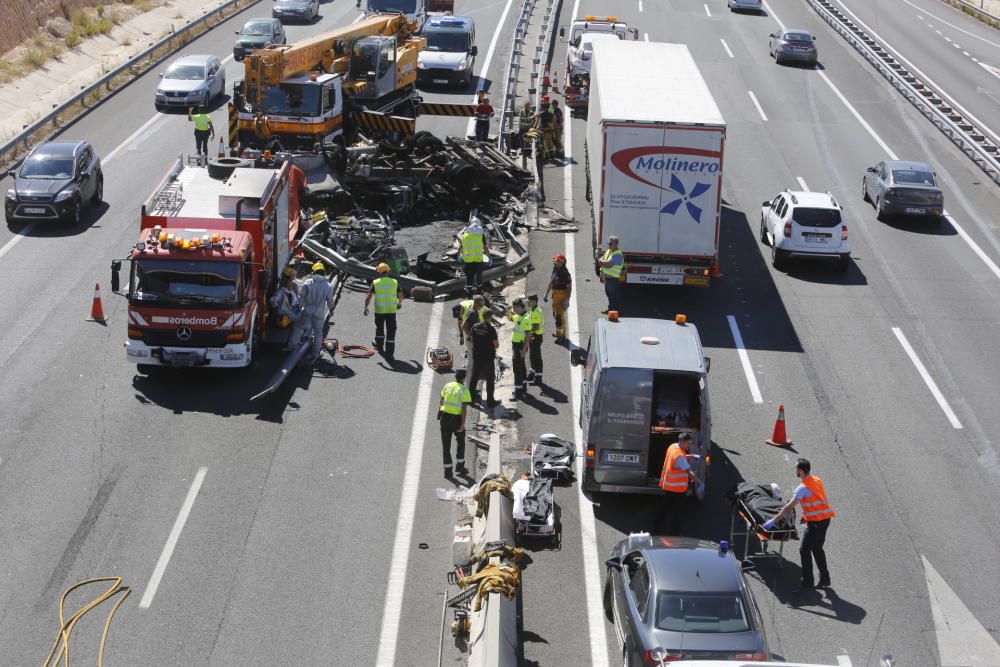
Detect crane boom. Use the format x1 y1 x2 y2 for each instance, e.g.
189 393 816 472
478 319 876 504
243 14 419 104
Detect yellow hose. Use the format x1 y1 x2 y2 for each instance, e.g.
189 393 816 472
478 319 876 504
42 577 131 667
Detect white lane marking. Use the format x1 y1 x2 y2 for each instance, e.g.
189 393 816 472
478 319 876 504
829 0 1000 147
923 555 1000 665
836 656 853 667
727 315 763 404
900 0 1000 48
0 226 33 261
464 0 515 137
644 32 650 41
944 36 952 42
375 300 444 667
220 53 234 66
704 3 712 16
104 113 164 163
917 14 924 20
139 467 207 609
891 328 962 429
796 176 810 191
946 215 1000 280
972 57 979 62
639 0 643 11
936 29 943 35
747 90 768 121
963 51 970 57
563 66 610 666
720 38 734 58
981 62 1000 80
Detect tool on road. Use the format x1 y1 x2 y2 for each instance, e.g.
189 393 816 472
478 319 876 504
42 576 131 667
426 346 454 372
338 343 376 358
86 283 107 324
766 404 793 447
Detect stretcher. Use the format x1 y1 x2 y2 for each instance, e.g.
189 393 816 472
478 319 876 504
531 434 576 480
728 482 797 566
514 477 560 548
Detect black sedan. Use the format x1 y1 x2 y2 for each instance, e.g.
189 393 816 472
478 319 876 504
604 535 769 664
5 141 103 225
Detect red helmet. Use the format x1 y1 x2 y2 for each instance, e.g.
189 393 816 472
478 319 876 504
542 95 550 102
552 254 566 263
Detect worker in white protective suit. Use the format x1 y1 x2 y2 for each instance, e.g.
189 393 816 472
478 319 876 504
270 267 306 351
299 262 337 362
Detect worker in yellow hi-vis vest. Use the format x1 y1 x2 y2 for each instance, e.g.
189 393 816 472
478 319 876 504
364 263 404 362
438 369 472 477
187 105 215 157
459 216 490 295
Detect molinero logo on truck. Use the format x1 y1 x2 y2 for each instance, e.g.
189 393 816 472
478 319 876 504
610 146 721 223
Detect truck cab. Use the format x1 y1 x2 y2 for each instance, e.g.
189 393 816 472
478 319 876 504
559 16 637 108
572 314 712 496
112 156 301 369
356 0 453 27
239 72 345 150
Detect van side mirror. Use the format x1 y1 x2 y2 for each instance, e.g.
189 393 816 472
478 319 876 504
761 201 771 207
704 356 711 373
632 29 639 40
111 260 121 294
866 166 876 173
470 45 478 56
570 348 587 366
605 557 622 571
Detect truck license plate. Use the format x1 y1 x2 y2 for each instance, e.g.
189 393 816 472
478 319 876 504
651 266 683 274
433 79 449 84
905 207 925 214
23 207 45 214
604 452 640 464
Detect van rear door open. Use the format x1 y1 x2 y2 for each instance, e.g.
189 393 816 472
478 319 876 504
593 368 652 487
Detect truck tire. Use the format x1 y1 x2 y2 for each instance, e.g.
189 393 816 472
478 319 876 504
207 157 252 180
444 159 475 190
410 286 433 303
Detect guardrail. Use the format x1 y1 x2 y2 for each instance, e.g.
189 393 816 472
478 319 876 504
805 0 1000 186
498 0 537 154
944 0 1000 28
0 0 262 176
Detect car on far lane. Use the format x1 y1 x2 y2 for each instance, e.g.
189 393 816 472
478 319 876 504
760 189 851 270
233 18 286 61
5 140 103 225
272 0 320 23
154 54 225 111
604 535 769 664
863 159 944 221
728 0 762 12
769 28 818 65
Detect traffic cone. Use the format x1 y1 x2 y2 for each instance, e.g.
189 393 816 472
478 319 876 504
86 283 108 324
551 70 560 93
542 64 551 89
709 260 723 278
217 137 225 158
765 404 792 447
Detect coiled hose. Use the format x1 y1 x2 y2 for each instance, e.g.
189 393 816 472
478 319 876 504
42 577 131 667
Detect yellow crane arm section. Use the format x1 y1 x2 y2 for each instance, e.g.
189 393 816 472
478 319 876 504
244 14 417 97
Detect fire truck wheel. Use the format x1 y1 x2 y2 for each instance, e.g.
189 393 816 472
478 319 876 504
207 157 252 180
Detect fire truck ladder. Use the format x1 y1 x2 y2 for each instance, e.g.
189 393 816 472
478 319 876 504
151 180 185 216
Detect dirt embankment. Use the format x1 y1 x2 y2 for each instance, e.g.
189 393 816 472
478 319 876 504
0 0 107 56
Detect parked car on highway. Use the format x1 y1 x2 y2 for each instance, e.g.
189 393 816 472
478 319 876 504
233 18 286 61
272 0 320 23
417 16 477 88
760 189 850 270
566 31 621 77
769 29 818 65
604 535 769 664
863 159 944 221
728 0 762 12
5 141 102 225
154 54 226 111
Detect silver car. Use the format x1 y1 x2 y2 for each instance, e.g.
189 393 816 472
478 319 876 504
863 159 944 221
769 29 818 65
154 54 225 111
605 535 768 664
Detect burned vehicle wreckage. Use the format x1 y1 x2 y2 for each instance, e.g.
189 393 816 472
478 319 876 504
264 132 537 299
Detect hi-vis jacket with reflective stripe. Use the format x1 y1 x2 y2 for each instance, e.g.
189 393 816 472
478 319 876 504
800 475 835 521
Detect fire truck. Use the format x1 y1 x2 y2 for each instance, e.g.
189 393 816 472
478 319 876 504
110 155 304 369
559 16 638 110
234 3 460 151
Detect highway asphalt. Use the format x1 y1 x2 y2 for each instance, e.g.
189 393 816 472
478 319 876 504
1 0 1000 665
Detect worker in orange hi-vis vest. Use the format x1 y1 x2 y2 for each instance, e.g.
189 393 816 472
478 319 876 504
765 457 836 592
655 432 704 535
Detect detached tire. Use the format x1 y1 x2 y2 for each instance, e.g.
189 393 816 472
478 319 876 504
410 286 433 303
207 157 252 180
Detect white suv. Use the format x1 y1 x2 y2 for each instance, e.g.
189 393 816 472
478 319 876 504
760 189 851 270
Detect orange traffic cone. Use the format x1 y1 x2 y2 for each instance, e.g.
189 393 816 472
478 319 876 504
709 260 723 278
86 282 108 324
765 405 792 446
542 64 551 89
551 70 560 93
217 137 226 158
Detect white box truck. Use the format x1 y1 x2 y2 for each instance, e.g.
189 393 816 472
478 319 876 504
586 41 726 286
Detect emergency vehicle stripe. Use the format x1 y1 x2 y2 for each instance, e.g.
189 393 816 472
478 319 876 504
228 103 238 148
357 111 416 137
417 102 478 117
